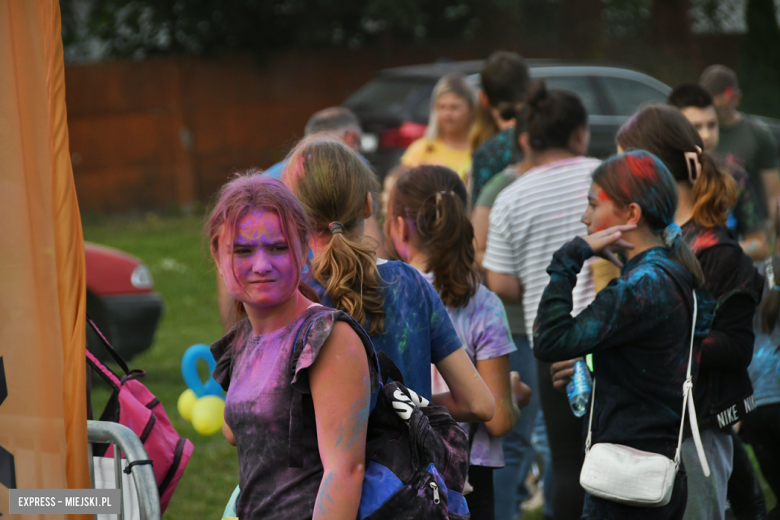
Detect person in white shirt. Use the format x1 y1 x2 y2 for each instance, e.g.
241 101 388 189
483 78 598 520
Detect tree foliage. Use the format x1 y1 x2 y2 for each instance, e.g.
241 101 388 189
738 0 780 118
60 0 507 61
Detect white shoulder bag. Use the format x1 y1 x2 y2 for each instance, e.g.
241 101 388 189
579 291 711 507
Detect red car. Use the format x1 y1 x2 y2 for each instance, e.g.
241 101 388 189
85 243 163 361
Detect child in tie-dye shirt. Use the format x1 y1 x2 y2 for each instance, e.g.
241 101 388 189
385 164 530 520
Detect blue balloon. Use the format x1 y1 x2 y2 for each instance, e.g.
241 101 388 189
181 344 224 398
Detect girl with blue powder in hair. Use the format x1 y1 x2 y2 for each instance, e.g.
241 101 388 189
385 164 532 520
533 151 716 519
282 135 495 422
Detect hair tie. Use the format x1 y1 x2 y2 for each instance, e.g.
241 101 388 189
434 190 455 221
328 221 345 235
684 149 702 184
663 223 681 247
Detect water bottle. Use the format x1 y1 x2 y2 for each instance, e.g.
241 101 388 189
566 358 592 417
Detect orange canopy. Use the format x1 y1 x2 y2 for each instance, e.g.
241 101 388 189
0 1 89 517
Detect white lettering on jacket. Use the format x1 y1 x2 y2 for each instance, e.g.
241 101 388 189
716 405 739 428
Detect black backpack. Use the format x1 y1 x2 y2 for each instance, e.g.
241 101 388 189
288 307 471 519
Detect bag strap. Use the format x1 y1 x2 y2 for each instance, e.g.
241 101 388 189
86 314 130 375
676 291 710 476
86 347 122 390
585 377 596 451
584 291 710 477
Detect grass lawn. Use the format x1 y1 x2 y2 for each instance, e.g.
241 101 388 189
83 213 774 519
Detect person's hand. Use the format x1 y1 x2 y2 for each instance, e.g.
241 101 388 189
550 360 576 393
583 224 636 268
511 371 532 409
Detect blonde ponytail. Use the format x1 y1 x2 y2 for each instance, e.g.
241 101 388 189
313 231 385 335
282 136 386 335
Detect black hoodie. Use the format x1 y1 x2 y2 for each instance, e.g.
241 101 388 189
682 221 764 431
534 238 716 459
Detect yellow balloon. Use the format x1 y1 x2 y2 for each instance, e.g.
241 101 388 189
177 389 198 422
191 395 226 436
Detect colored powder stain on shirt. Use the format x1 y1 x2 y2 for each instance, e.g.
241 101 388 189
416 271 516 467
533 239 716 459
690 229 720 253
305 259 462 399
209 309 339 519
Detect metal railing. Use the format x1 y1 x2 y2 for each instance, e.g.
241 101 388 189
87 421 161 520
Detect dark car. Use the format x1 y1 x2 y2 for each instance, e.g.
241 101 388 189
86 243 163 362
344 59 780 178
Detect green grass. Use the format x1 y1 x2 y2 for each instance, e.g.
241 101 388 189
85 213 238 520
83 213 776 519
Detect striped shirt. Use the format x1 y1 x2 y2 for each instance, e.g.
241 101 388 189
483 156 600 345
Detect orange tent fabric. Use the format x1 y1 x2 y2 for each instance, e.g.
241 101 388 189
0 0 89 516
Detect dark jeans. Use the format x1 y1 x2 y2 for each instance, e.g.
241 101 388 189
467 466 495 520
494 336 545 520
536 359 585 520
742 404 780 520
726 427 766 520
581 468 687 520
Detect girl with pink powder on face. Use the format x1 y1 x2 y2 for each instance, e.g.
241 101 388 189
206 172 377 520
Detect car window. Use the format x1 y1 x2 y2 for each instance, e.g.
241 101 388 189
410 84 434 123
344 78 430 115
539 76 601 116
600 77 667 116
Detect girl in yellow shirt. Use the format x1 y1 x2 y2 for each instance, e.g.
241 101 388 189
401 73 476 182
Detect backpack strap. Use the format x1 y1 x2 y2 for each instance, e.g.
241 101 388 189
288 306 333 468
287 306 381 468
377 351 405 386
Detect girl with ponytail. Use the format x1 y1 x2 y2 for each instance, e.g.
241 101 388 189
534 151 716 519
386 165 530 519
617 105 763 520
283 135 495 422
